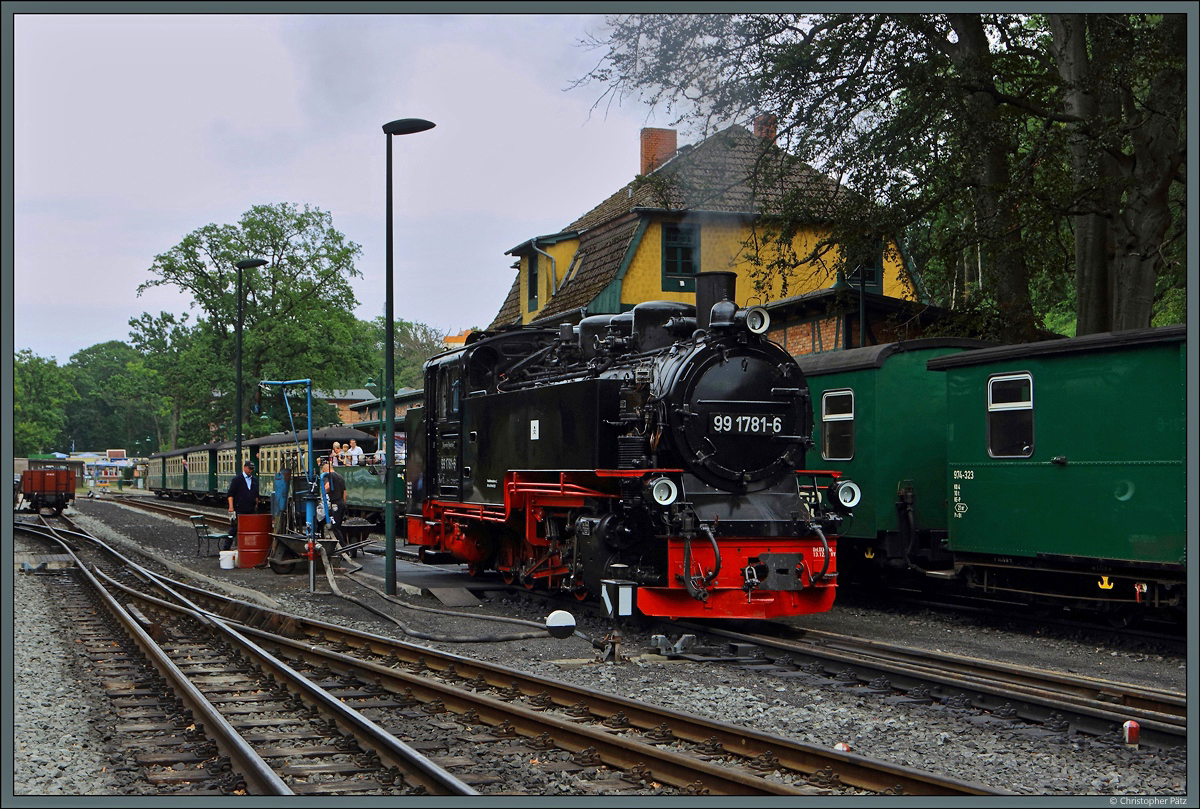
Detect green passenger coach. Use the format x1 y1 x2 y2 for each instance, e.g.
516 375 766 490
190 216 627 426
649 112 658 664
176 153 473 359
927 325 1186 616
796 339 992 579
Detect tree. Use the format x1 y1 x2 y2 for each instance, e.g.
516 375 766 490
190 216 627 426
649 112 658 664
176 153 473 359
139 203 374 443
576 13 1186 339
366 317 448 392
63 341 160 453
128 311 216 449
13 350 78 456
1047 14 1186 333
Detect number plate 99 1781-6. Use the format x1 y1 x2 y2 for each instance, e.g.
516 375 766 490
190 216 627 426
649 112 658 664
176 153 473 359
711 413 783 434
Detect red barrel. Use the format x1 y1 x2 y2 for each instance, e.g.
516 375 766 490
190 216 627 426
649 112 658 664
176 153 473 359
236 513 272 568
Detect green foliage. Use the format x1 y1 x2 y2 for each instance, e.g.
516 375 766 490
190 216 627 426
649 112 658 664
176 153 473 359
138 203 373 445
13 350 78 456
365 317 447 393
62 341 161 454
576 13 1186 340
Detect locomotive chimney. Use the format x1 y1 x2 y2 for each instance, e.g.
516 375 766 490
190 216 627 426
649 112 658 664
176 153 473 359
640 127 677 174
695 271 737 331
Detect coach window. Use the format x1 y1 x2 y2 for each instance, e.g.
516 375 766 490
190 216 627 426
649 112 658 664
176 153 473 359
987 373 1033 458
821 390 854 460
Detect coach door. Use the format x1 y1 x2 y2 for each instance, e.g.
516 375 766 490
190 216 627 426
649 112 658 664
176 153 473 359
430 362 463 501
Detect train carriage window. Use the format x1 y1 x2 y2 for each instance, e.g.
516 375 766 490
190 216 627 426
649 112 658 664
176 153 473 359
821 390 855 461
987 373 1034 458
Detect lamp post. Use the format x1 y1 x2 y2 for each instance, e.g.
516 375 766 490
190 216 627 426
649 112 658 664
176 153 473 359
383 117 435 596
234 259 267 472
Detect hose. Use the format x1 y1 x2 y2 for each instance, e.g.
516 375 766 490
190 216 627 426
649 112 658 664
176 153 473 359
811 524 831 582
317 545 589 643
680 524 722 601
697 524 721 584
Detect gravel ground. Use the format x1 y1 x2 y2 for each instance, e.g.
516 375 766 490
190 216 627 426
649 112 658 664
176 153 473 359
11 496 1193 798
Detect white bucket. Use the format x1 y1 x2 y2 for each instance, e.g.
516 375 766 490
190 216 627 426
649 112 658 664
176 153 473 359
219 550 236 570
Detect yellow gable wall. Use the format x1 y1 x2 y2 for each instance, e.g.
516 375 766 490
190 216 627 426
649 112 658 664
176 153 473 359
517 217 912 324
519 238 581 324
620 218 910 309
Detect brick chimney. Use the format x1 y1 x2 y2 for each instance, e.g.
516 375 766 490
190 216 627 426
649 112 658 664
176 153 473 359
640 128 677 174
753 114 778 143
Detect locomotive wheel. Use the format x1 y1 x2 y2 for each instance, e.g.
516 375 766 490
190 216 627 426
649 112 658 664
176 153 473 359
500 570 515 585
572 585 589 601
522 574 536 590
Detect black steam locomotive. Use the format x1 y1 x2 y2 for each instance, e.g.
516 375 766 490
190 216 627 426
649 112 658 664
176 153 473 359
404 272 854 619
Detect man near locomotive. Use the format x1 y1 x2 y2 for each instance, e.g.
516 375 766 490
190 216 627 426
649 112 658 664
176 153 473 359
320 457 348 552
223 460 259 551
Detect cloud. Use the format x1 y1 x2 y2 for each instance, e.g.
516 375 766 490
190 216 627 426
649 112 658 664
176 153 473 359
12 12 660 361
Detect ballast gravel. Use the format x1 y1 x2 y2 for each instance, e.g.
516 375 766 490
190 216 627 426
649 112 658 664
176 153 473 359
12 498 1191 798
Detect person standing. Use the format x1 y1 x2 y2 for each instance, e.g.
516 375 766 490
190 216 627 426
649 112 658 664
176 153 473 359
321 457 348 553
345 438 364 466
330 442 343 466
224 460 258 551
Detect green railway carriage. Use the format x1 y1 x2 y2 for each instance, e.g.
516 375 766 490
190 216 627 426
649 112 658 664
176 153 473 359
183 444 221 501
215 440 253 500
795 339 993 576
927 325 1187 614
162 450 188 495
340 464 404 524
146 453 168 494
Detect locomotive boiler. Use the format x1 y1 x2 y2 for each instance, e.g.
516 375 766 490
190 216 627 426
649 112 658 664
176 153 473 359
404 272 854 620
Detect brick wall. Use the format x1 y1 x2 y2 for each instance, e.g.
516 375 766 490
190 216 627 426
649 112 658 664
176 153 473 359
769 315 845 356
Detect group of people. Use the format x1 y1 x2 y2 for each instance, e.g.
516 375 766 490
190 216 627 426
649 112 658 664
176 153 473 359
327 438 365 466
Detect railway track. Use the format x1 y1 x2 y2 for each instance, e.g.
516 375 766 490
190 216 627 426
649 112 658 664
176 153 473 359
15 514 1004 797
60 496 1191 748
488 583 1187 751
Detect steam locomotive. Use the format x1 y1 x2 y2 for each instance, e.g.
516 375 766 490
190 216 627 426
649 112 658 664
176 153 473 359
404 272 854 620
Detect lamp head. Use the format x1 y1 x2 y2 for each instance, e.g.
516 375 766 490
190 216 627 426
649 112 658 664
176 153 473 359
383 118 436 136
236 258 268 270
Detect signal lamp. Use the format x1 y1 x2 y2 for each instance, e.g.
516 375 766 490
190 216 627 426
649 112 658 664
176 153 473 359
647 476 679 506
743 306 771 334
830 479 862 510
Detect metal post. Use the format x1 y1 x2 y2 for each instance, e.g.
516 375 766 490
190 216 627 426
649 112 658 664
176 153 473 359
234 259 267 472
382 117 435 596
858 265 866 349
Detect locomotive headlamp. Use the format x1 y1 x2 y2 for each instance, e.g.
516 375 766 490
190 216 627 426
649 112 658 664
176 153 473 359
742 306 771 334
829 479 862 510
647 476 679 506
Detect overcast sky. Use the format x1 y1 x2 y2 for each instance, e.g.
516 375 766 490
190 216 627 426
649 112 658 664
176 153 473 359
11 11 680 364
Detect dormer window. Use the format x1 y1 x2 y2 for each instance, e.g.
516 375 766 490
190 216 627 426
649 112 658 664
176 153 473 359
527 252 539 312
662 223 698 292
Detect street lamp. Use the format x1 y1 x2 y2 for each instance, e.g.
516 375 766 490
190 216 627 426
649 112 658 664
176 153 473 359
383 117 435 596
234 258 268 471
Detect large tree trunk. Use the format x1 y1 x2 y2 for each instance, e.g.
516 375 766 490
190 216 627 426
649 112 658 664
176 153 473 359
947 14 1039 342
1050 14 1115 336
1109 19 1185 331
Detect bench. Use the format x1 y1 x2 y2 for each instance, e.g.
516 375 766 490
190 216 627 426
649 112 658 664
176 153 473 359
190 515 227 557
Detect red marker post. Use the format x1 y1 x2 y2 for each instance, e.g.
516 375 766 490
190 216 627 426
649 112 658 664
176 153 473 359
1122 720 1139 747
